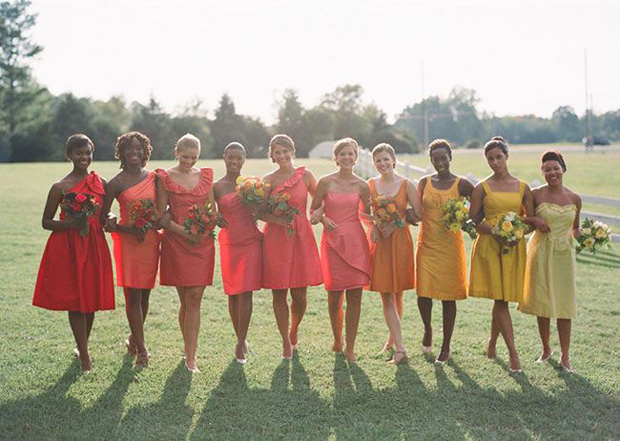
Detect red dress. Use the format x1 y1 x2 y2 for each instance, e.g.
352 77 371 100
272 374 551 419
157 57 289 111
33 172 115 313
111 172 161 289
262 166 323 289
320 192 371 291
218 193 262 295
156 168 215 287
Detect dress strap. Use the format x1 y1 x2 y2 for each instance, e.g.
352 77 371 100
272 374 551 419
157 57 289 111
481 180 491 194
518 180 526 198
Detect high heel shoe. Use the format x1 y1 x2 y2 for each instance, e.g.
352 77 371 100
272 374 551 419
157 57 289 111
134 352 149 369
389 351 408 365
185 361 200 373
435 351 451 365
536 350 553 363
560 355 574 372
421 345 432 354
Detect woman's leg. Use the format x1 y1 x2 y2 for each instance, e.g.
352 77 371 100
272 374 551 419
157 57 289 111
327 291 344 352
382 291 404 352
492 300 520 371
289 287 307 347
344 289 362 362
437 301 456 362
557 318 572 370
182 286 206 371
68 311 91 371
272 289 292 359
487 313 500 359
536 316 552 361
381 292 407 363
235 292 253 361
124 288 148 366
177 287 187 346
417 296 433 350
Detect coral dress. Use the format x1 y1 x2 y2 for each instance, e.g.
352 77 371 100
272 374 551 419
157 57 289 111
519 203 577 318
33 172 115 312
416 177 467 300
320 192 371 291
262 166 323 289
218 193 263 295
111 171 160 289
156 168 215 287
368 179 415 293
469 180 526 302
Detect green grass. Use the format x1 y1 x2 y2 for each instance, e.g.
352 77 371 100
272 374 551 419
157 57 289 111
1 159 619 440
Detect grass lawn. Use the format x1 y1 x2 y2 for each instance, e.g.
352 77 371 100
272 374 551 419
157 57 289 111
1 159 619 440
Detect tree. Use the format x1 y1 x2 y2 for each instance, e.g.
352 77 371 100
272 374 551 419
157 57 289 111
552 106 581 142
209 93 245 156
0 0 43 145
130 96 172 159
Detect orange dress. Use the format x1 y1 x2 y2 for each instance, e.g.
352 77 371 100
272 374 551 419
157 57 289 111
368 179 415 293
218 192 262 295
156 168 215 287
416 177 468 300
111 172 160 289
262 166 323 289
33 172 115 312
320 192 371 291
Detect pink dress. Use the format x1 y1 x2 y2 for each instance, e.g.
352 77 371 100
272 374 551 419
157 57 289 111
218 193 262 295
262 166 323 289
111 172 161 289
33 172 115 312
320 192 371 291
156 168 215 287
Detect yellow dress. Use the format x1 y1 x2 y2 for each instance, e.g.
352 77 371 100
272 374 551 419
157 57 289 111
416 176 467 300
468 180 526 302
518 203 577 318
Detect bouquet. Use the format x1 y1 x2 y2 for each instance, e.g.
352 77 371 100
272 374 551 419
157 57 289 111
576 218 611 254
60 192 99 236
235 175 269 207
492 212 526 251
373 195 404 229
266 191 299 236
129 199 156 242
183 202 218 244
441 197 477 239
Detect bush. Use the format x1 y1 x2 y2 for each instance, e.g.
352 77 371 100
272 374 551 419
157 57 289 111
465 138 482 149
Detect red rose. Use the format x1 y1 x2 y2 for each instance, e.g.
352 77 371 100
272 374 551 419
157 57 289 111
71 201 81 212
75 193 87 203
134 218 147 228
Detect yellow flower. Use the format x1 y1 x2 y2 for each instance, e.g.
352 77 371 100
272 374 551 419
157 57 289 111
449 223 461 233
236 176 244 185
582 228 591 235
595 229 607 239
501 220 514 233
256 189 264 196
455 211 465 222
584 237 596 248
387 204 396 214
515 229 524 239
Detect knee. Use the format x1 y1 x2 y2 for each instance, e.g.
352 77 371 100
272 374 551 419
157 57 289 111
186 291 204 309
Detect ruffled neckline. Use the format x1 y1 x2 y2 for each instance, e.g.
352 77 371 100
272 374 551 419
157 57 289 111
272 166 305 193
68 171 105 195
537 202 577 213
155 168 213 195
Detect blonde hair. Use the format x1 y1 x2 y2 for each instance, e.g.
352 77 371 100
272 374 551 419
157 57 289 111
371 143 396 164
175 133 201 152
332 137 359 161
268 134 295 162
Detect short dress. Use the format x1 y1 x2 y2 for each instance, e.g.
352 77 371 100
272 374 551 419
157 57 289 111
33 172 115 312
218 192 262 295
320 192 371 291
368 179 415 293
416 177 468 300
156 168 215 287
468 180 526 302
111 171 160 289
262 166 323 290
518 202 577 318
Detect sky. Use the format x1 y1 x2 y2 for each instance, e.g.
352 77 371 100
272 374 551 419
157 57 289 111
29 0 620 124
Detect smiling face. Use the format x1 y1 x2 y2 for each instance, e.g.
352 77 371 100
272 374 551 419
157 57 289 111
335 144 357 169
270 143 294 167
124 137 144 168
430 147 451 174
176 146 200 170
68 144 93 171
485 146 508 174
542 159 564 187
373 151 396 175
224 148 245 173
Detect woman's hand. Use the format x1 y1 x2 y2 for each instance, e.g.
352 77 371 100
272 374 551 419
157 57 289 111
104 214 117 232
370 225 380 243
216 213 228 228
404 208 418 226
321 216 337 231
64 217 84 230
157 211 172 230
531 217 551 233
379 221 397 238
309 210 324 225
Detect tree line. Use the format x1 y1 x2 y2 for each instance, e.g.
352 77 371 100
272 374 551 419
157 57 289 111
2 1 619 162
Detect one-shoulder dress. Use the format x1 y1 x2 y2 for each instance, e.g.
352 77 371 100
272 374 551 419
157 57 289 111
156 168 215 287
111 171 160 289
519 202 577 318
368 179 415 293
469 180 526 302
320 192 371 291
416 177 468 300
218 192 262 295
33 172 115 312
262 166 323 290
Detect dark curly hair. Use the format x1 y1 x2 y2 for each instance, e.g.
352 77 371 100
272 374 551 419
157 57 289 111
484 136 509 156
114 131 152 170
428 138 452 159
541 150 567 171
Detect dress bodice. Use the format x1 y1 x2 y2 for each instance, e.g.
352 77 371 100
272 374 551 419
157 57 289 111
481 179 525 226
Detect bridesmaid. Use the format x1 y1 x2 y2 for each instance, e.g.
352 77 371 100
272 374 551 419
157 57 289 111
214 142 262 364
33 134 115 372
261 134 323 359
469 136 536 373
101 131 160 369
155 134 215 372
518 151 580 372
368 143 423 365
416 139 474 363
310 138 371 363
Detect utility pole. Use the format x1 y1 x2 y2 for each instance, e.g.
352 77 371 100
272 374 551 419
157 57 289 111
421 63 429 150
584 49 592 151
